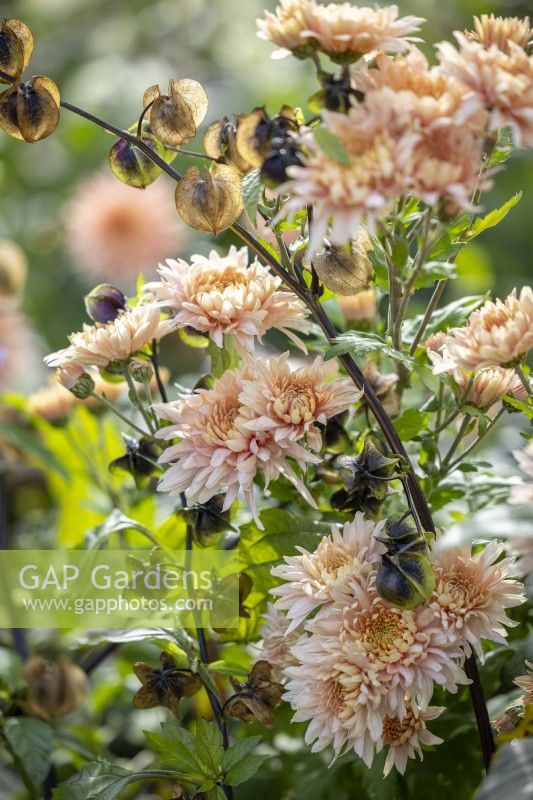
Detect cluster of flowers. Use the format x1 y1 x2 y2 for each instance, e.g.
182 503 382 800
425 286 533 409
260 513 525 774
44 246 360 521
257 6 533 249
154 353 356 526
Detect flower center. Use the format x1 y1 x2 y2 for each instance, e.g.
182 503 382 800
271 378 317 425
324 676 346 712
355 607 415 663
205 399 240 442
195 266 246 295
382 711 414 745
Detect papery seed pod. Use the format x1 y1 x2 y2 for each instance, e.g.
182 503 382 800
175 164 243 235
203 116 254 174
133 651 202 717
109 133 167 189
375 513 435 610
235 105 299 169
84 284 126 323
185 494 232 546
22 656 89 721
0 238 27 296
0 19 33 84
308 72 364 113
307 230 374 296
144 78 208 148
110 434 161 489
224 660 283 727
0 75 60 142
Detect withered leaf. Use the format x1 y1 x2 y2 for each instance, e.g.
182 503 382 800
0 19 33 83
0 75 60 142
175 164 243 235
144 78 207 147
309 228 374 296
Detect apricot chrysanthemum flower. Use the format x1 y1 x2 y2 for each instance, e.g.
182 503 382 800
238 353 357 451
259 603 302 682
146 246 310 353
271 513 386 632
442 287 533 371
257 1 424 62
45 305 174 371
437 23 533 147
379 705 444 776
468 14 532 52
339 288 377 322
282 53 485 249
64 171 185 286
153 366 321 526
431 540 525 658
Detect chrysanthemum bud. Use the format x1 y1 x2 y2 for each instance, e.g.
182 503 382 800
203 117 253 174
22 656 89 722
175 164 243 234
84 284 126 323
129 356 153 383
0 19 33 84
0 75 60 142
143 78 208 148
235 106 299 169
0 238 27 296
308 231 374 296
109 132 169 189
57 364 95 399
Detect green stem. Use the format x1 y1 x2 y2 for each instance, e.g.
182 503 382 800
441 415 471 471
409 279 447 355
447 409 504 472
91 392 155 439
125 368 157 434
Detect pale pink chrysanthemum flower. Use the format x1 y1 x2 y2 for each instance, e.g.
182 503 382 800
0 298 44 392
437 31 533 147
509 440 533 506
282 103 416 251
238 353 358 452
442 287 533 371
44 304 175 372
64 171 186 286
514 660 533 705
379 704 444 776
314 586 467 718
153 367 319 528
256 0 313 58
431 540 525 658
506 536 533 578
257 1 424 62
452 366 527 409
259 603 302 682
271 512 385 632
145 246 310 354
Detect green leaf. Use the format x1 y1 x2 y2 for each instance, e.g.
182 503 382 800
0 420 69 479
52 762 176 800
392 409 430 441
313 127 351 166
475 739 533 800
3 717 53 796
221 736 262 773
502 394 533 419
404 295 486 344
144 723 207 779
413 260 457 289
194 719 224 774
242 168 262 222
325 330 413 370
225 754 269 786
208 338 241 379
468 192 522 239
0 647 23 692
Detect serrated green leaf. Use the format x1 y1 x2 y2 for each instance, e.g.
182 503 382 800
242 168 262 222
194 719 224 774
313 127 351 166
404 295 486 344
468 192 522 239
221 736 262 773
143 724 207 779
325 330 413 369
225 754 269 786
413 260 457 289
502 394 533 419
